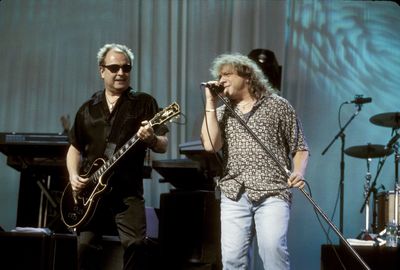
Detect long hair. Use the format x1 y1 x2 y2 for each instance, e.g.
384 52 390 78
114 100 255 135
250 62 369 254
210 53 275 99
97 43 134 66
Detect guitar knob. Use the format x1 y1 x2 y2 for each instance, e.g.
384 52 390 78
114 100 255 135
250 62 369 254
68 213 77 221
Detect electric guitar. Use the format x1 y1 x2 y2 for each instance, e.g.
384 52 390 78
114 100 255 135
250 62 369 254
60 102 180 230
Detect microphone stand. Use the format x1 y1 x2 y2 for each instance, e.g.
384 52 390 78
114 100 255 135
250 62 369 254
321 104 362 233
213 91 370 270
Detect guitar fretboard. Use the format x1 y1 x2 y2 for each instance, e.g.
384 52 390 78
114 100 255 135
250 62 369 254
92 134 140 182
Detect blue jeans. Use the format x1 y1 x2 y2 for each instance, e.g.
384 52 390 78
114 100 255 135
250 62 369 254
220 193 290 270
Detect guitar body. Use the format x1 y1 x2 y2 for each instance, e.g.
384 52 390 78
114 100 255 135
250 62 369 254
60 158 112 230
59 102 180 230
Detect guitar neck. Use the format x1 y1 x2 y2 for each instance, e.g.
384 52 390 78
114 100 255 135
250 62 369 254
93 134 141 180
88 101 180 182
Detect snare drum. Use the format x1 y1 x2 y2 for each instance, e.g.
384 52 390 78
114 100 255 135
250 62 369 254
376 191 400 231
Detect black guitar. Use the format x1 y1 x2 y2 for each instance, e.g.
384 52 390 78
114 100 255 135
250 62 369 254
60 102 180 230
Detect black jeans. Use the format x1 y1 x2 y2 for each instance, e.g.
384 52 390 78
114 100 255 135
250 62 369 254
77 195 147 270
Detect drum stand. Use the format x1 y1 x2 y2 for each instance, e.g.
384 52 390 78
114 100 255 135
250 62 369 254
392 139 399 226
358 158 374 240
386 129 399 228
377 130 399 240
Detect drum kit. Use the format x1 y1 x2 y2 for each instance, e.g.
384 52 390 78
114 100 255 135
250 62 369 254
344 112 400 240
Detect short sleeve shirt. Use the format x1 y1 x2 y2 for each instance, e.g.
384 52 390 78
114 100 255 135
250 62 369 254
69 88 168 198
216 93 309 203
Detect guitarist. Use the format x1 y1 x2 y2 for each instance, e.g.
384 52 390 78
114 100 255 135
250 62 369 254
66 43 168 270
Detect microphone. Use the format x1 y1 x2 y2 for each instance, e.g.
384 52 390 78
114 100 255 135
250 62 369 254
346 96 372 105
385 132 400 150
201 82 225 93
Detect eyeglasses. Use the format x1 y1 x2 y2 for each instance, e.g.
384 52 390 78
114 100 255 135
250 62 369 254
101 64 132 73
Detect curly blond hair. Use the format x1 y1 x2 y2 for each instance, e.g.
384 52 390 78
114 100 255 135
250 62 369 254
210 53 275 99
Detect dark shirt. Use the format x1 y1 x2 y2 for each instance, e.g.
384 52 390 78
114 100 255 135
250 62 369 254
69 88 167 198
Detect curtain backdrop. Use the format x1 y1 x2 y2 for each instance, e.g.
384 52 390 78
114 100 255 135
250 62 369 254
284 1 400 268
0 1 399 269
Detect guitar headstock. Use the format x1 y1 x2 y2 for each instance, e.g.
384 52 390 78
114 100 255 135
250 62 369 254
150 102 180 126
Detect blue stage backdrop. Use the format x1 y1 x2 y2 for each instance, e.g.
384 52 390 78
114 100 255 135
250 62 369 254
0 1 399 270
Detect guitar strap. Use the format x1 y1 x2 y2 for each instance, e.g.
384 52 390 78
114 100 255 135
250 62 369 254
103 100 121 160
103 89 137 159
103 142 116 160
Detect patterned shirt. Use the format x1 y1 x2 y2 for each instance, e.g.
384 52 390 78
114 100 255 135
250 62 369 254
216 93 309 203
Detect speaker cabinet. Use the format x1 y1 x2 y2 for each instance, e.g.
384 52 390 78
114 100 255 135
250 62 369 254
0 232 129 270
50 233 78 270
158 191 221 270
321 244 400 270
0 232 51 270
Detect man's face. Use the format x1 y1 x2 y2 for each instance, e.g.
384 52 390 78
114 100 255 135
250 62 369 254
100 49 131 94
218 65 248 100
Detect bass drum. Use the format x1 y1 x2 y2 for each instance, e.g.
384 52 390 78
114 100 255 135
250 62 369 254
376 191 400 232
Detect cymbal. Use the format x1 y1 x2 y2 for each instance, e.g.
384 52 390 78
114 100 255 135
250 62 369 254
344 144 393 159
370 112 400 128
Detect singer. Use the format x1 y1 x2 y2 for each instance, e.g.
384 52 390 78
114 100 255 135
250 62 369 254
200 53 309 270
